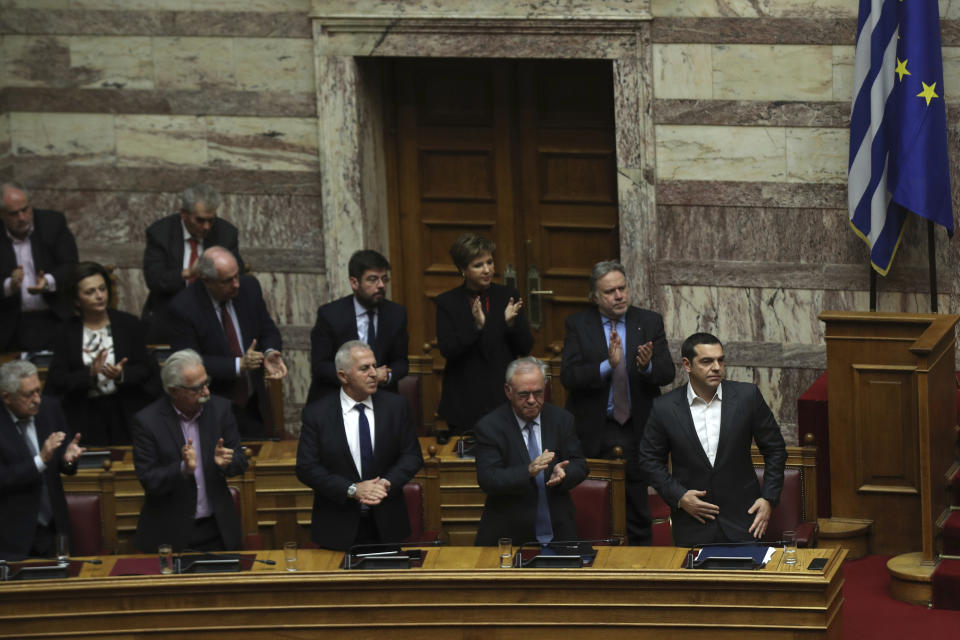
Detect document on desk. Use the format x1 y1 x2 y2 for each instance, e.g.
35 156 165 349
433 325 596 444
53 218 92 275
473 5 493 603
693 545 775 569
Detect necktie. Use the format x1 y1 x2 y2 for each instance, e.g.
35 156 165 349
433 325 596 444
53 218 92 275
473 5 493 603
525 422 553 544
367 310 377 346
187 238 199 283
356 404 375 480
610 321 630 425
220 302 249 405
18 418 52 526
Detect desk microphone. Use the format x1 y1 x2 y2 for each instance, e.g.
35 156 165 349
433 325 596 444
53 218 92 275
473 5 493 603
179 549 275 568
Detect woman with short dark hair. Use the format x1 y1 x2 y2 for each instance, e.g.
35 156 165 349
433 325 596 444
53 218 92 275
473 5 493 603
45 262 157 445
435 233 533 434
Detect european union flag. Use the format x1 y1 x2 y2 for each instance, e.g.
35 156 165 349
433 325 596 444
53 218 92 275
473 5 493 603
848 0 953 276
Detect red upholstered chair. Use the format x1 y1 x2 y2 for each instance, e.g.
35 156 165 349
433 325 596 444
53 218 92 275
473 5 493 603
755 466 818 547
229 485 263 550
570 478 613 540
66 493 106 556
403 481 441 543
398 375 425 437
648 487 673 546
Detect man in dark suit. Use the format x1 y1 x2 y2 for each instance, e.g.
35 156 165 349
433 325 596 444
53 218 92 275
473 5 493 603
307 249 409 403
0 360 85 561
0 182 79 352
131 349 248 552
561 260 675 545
141 183 243 344
296 340 423 551
638 333 787 546
474 357 588 546
168 246 287 438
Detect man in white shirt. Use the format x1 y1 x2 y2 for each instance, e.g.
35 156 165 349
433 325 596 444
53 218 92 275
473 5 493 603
296 340 422 550
0 182 78 351
638 332 787 547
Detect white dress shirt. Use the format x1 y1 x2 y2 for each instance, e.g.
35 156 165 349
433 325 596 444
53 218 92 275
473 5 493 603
340 389 375 477
687 382 722 466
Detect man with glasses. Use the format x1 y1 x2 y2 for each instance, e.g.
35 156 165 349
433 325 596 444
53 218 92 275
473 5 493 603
0 360 85 560
168 245 286 438
307 249 409 402
0 182 79 351
473 357 588 546
131 349 248 553
141 183 243 344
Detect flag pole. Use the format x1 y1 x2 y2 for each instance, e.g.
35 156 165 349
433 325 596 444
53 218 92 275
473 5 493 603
869 267 877 312
928 220 938 312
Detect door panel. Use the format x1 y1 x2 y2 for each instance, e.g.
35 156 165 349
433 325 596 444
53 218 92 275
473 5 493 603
387 58 619 426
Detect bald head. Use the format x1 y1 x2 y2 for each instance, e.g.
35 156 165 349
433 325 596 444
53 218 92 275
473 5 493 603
196 246 240 302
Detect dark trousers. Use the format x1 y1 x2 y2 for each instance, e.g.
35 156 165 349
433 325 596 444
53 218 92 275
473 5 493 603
13 310 60 352
600 417 651 546
231 389 267 440
28 522 57 559
187 516 226 551
353 512 381 547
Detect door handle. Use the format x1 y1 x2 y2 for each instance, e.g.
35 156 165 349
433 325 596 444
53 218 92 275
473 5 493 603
504 263 518 291
527 266 550 329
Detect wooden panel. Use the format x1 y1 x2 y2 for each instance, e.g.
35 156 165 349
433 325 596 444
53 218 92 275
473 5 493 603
419 149 495 201
539 151 617 203
0 547 846 640
852 367 918 494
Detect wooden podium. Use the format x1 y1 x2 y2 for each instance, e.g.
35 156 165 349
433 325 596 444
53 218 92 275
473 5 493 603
819 311 958 561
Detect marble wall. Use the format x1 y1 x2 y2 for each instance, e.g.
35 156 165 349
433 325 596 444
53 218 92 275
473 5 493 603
3 0 959 440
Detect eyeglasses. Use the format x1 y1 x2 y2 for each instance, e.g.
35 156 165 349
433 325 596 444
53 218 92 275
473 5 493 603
512 389 545 400
178 378 211 393
16 388 42 399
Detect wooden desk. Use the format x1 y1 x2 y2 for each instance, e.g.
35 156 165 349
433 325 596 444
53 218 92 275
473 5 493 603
0 546 844 639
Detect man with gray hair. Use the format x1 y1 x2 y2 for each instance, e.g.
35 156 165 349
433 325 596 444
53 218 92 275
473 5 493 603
0 181 78 351
561 260 674 545
141 183 243 343
131 348 248 552
0 359 85 560
297 340 422 550
168 246 286 438
473 356 588 546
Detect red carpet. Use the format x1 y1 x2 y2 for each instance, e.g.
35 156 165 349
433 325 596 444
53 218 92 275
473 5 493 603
843 555 960 638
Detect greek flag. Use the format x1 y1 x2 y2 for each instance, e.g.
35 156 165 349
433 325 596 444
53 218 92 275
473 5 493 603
848 0 953 276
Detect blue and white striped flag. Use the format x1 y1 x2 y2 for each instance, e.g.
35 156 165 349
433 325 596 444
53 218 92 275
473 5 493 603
848 0 953 276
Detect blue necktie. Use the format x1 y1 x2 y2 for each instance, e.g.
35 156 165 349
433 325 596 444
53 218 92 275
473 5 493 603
356 404 375 479
526 422 553 544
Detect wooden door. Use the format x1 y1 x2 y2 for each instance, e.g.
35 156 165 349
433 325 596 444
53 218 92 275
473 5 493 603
385 58 619 425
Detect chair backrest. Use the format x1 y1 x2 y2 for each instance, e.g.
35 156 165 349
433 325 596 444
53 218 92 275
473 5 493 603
570 478 612 540
66 493 103 556
755 466 805 543
403 482 425 541
397 375 424 436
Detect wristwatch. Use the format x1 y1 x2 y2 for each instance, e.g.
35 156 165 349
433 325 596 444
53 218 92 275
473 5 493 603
347 483 358 499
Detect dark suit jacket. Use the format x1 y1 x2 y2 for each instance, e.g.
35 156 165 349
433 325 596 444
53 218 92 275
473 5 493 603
435 283 533 431
561 305 675 458
44 310 159 445
141 213 242 343
307 295 409 403
0 209 79 350
637 380 787 546
474 403 589 546
131 395 248 552
0 398 77 560
167 276 282 408
295 390 423 551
